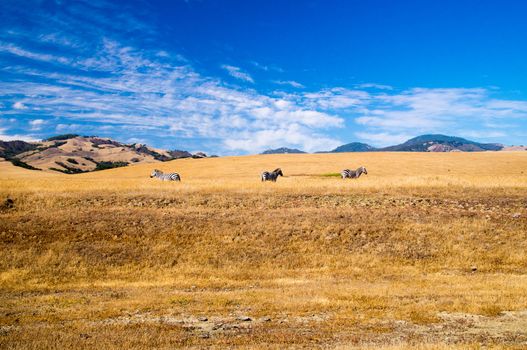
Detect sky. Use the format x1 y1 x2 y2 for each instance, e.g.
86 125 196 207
1 0 527 154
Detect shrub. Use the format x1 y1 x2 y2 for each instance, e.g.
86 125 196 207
9 158 41 171
83 157 97 163
53 161 86 174
36 141 67 152
44 134 79 141
94 161 129 171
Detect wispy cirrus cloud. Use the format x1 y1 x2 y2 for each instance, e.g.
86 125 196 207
354 131 413 146
273 80 305 88
356 83 393 90
29 119 46 130
250 61 283 72
221 65 254 83
300 88 370 110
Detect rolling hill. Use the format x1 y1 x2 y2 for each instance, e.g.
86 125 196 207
327 134 507 153
380 134 504 152
261 147 306 154
0 134 205 173
329 142 376 153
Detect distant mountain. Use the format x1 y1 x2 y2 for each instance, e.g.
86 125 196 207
501 145 527 151
380 134 503 152
261 147 306 154
0 134 210 173
330 142 376 153
325 134 505 153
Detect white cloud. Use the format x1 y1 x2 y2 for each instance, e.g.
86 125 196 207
354 132 413 147
0 42 71 65
301 88 370 110
273 80 305 88
221 65 254 83
0 128 38 142
13 101 27 109
29 119 45 130
250 61 283 72
356 83 393 90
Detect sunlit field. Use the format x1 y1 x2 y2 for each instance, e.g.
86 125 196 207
1 152 527 349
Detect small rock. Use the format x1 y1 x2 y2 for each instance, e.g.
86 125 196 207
199 333 210 339
512 213 521 219
79 333 91 339
471 266 477 272
260 316 271 322
198 317 208 322
237 316 252 322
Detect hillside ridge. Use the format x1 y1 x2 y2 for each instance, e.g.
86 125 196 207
0 134 207 173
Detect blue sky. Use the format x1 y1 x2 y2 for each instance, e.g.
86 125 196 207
1 0 526 154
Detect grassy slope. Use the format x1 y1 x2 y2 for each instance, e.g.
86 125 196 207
1 152 527 349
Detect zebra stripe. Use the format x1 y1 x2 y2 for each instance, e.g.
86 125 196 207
261 168 283 182
341 166 368 179
150 169 181 181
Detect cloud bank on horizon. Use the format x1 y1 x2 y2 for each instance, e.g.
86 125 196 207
1 0 526 154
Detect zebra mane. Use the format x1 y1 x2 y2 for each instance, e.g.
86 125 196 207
273 168 281 173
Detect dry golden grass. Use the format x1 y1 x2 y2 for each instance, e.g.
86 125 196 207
1 152 527 349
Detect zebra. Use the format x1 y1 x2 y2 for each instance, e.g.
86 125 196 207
261 168 283 182
150 169 181 181
341 166 368 179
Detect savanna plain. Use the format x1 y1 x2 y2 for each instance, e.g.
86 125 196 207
1 152 527 349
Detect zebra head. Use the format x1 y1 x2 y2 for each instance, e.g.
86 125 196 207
150 169 161 178
360 166 368 175
274 168 283 177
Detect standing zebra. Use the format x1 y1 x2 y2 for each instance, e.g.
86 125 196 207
150 169 181 181
341 166 367 179
261 168 283 182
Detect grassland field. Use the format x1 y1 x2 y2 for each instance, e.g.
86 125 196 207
1 152 527 349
